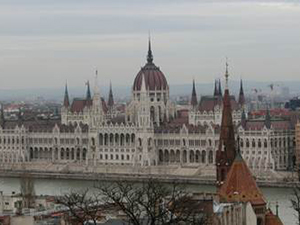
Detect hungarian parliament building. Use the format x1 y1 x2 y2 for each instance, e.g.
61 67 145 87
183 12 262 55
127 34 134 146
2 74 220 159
0 41 295 175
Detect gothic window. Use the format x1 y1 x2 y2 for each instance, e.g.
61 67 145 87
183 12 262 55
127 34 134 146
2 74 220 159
208 151 213 164
159 150 163 163
264 139 267 148
189 150 195 163
126 134 130 145
195 150 200 163
176 150 180 163
82 148 87 160
201 150 206 163
138 138 142 147
150 106 155 122
120 134 125 146
131 134 135 144
164 150 169 162
110 133 114 145
182 150 187 163
115 134 119 145
246 139 249 148
258 139 262 148
252 139 256 148
91 138 95 146
104 134 108 146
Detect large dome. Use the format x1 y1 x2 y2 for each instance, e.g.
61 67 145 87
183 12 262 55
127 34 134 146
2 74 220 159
133 41 168 91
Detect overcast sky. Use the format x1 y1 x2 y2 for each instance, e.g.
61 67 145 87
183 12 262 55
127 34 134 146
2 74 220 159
0 0 300 90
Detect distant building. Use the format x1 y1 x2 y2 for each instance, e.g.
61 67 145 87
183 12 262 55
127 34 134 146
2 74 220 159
0 40 295 177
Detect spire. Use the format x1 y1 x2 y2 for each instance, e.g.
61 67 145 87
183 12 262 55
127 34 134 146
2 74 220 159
265 108 271 129
86 80 92 101
108 81 114 107
238 79 245 106
190 79 198 107
216 62 236 186
147 35 153 64
225 59 229 90
94 70 100 95
0 103 5 129
214 79 218 96
218 78 222 97
63 83 70 108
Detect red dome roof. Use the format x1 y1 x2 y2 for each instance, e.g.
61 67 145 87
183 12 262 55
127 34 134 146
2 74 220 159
133 63 168 91
132 40 168 91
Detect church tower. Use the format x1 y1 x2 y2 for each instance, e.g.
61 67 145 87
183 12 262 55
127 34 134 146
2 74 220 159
216 62 236 186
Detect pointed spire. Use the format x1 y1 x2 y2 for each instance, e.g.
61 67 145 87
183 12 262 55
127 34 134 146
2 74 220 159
216 61 236 186
191 79 198 107
218 78 222 97
225 59 229 90
238 79 245 106
86 80 91 101
108 81 114 107
265 108 271 129
94 70 100 95
214 79 218 96
147 35 153 64
63 82 70 108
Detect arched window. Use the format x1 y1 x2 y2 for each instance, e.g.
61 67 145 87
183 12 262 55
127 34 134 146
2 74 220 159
246 139 250 148
201 150 206 163
264 139 267 148
252 139 256 148
208 151 213 164
189 150 195 163
110 133 114 145
131 134 135 144
258 139 262 148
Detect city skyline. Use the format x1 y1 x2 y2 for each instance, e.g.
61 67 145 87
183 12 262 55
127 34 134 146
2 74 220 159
0 0 300 90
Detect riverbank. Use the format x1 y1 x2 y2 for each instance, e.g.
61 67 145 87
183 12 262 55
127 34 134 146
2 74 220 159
0 169 298 188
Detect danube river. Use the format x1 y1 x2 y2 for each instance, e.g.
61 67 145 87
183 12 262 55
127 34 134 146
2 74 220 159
0 177 295 225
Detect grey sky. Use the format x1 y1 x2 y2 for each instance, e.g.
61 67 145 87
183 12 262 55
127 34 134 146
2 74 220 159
0 0 300 90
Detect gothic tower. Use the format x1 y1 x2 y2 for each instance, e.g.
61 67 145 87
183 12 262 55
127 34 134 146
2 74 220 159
216 62 237 187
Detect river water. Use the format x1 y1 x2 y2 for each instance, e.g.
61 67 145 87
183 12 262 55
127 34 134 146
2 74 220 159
0 178 295 225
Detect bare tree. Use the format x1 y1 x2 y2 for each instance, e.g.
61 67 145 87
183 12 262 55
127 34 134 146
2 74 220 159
55 189 102 225
96 178 208 225
20 173 35 208
291 185 300 225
